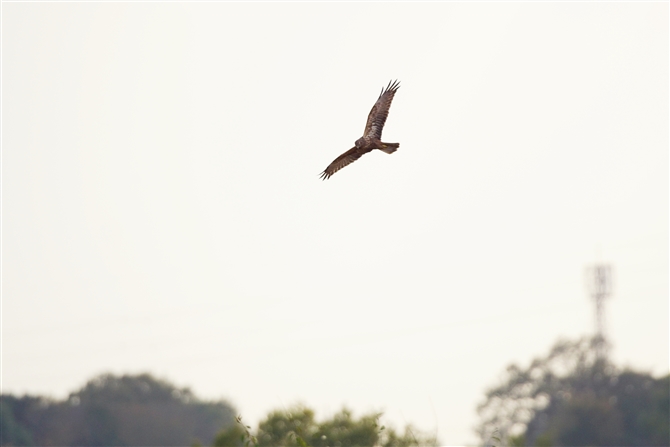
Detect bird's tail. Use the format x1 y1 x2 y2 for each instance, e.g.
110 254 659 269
380 142 399 154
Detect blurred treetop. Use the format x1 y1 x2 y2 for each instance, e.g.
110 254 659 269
476 336 669 447
1 372 236 446
214 405 438 447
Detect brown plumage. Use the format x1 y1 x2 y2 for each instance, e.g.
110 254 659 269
320 80 400 180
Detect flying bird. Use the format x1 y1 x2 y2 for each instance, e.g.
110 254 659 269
320 80 400 180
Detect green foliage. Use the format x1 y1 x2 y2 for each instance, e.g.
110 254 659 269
507 434 525 447
533 433 552 447
529 370 669 446
71 372 197 405
257 405 316 446
213 419 247 447
0 397 34 446
214 405 437 447
1 373 236 446
303 407 379 447
476 336 670 446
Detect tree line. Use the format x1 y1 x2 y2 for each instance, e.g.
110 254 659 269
2 336 668 446
476 336 668 446
1 373 236 446
1 374 435 447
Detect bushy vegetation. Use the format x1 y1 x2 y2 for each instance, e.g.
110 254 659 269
1 373 236 446
213 405 438 447
477 336 669 446
1 374 435 447
3 341 667 447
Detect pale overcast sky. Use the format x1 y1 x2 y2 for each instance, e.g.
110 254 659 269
3 3 668 445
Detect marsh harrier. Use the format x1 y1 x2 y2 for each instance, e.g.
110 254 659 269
320 80 400 180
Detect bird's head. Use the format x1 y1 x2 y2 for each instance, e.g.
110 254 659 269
354 137 364 148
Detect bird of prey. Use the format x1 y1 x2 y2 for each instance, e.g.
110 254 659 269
320 80 400 180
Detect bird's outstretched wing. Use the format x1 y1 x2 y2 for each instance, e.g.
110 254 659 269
363 80 400 140
320 147 365 180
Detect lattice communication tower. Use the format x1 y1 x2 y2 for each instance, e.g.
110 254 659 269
585 264 613 360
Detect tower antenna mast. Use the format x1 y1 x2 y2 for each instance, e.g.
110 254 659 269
585 264 612 361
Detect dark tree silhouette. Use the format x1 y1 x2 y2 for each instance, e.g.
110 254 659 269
1 373 236 446
477 336 669 446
